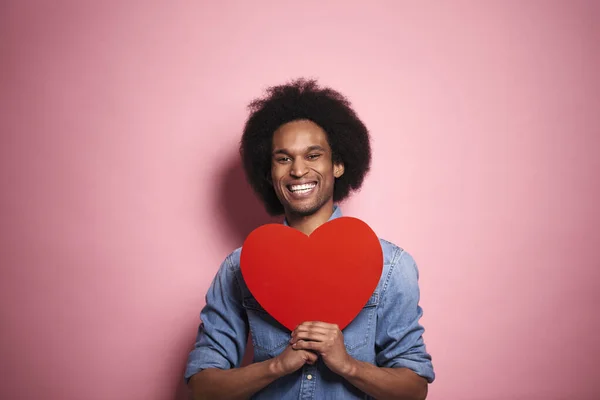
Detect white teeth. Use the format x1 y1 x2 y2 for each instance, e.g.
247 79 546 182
289 183 316 192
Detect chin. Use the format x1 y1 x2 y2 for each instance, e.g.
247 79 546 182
288 206 320 217
285 199 326 217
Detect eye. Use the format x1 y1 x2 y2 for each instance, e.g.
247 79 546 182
306 154 321 160
276 156 291 163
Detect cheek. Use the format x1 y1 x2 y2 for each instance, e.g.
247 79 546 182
270 163 278 179
316 162 335 178
270 167 285 186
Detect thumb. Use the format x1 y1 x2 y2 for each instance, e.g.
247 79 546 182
304 350 319 365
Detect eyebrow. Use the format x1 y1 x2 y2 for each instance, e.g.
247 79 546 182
272 145 327 156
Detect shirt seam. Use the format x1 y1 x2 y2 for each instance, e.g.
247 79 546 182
227 253 243 295
380 246 403 306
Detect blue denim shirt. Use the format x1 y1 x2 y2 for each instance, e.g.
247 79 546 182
185 206 434 399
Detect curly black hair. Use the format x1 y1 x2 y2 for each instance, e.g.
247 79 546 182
239 78 372 216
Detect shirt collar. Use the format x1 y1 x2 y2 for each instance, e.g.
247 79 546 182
283 205 343 227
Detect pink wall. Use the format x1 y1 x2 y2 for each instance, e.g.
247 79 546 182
1 1 599 399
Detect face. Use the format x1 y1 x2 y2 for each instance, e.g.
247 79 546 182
271 120 344 217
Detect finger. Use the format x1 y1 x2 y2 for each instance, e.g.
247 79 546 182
290 330 329 344
293 324 337 338
298 321 340 330
293 340 324 353
303 350 319 365
296 348 320 361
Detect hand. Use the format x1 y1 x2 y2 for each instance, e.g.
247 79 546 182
290 321 354 376
271 344 318 377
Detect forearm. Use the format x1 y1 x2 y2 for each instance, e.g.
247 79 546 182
341 360 428 400
188 359 282 400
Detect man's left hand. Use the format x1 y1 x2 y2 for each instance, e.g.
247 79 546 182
290 321 355 376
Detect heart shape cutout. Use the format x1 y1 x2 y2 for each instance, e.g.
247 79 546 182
240 217 383 331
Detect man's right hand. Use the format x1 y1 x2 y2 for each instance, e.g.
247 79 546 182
271 344 318 376
190 345 318 400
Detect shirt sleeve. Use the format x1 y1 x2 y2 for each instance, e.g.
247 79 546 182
375 248 435 383
184 252 248 382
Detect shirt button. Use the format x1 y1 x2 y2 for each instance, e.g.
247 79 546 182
306 374 313 380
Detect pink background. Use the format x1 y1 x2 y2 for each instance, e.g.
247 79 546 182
1 1 599 399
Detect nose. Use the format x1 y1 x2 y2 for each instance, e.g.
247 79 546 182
290 158 309 178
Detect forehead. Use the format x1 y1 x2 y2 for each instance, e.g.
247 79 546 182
272 120 330 151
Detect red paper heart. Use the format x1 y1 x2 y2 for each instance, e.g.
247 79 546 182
240 217 383 331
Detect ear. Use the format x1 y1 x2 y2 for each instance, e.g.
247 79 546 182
333 162 345 178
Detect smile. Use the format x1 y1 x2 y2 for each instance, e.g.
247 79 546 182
287 182 317 194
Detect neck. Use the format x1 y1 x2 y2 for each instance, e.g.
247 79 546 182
285 203 335 236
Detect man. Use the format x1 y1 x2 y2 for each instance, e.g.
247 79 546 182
185 79 434 399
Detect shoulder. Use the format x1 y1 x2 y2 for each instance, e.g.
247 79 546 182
213 247 242 280
377 238 420 293
378 238 418 269
224 247 242 268
378 238 404 265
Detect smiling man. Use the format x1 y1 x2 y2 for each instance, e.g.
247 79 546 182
185 79 434 399
270 119 345 235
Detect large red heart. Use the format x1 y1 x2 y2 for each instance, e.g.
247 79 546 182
240 217 383 331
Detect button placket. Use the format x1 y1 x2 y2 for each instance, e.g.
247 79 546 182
299 364 317 399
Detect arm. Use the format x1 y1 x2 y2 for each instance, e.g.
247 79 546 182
291 323 427 400
185 253 317 400
189 361 278 400
291 248 434 400
189 345 318 400
339 359 427 400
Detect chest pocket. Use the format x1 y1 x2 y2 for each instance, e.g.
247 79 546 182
342 292 379 354
242 296 290 358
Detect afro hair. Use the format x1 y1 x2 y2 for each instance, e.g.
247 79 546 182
240 78 371 215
